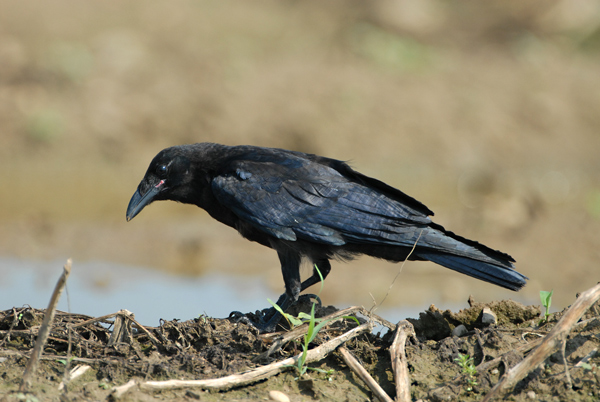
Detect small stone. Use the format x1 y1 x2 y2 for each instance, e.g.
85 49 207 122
452 324 468 337
269 390 290 402
527 390 536 399
481 307 497 325
185 390 201 400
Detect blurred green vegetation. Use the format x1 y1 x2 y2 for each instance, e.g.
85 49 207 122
350 23 434 72
25 109 64 143
586 189 600 219
0 0 599 311
46 41 94 82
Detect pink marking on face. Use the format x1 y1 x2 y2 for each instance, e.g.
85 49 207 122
155 180 165 188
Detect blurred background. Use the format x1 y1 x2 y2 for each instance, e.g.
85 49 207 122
1 0 599 325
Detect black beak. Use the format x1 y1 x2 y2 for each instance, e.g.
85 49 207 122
126 182 163 221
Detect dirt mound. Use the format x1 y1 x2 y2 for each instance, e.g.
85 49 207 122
1 289 599 401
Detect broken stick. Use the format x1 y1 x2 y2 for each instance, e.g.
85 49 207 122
390 320 415 402
111 321 373 398
482 282 600 402
339 346 393 402
20 259 72 392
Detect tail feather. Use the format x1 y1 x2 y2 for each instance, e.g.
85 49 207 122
416 251 527 291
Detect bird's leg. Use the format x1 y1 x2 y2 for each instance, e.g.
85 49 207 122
248 259 331 322
232 255 332 332
232 248 303 333
279 248 303 304
299 259 331 292
260 257 330 322
268 258 332 321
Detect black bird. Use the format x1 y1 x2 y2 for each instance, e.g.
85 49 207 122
126 143 527 331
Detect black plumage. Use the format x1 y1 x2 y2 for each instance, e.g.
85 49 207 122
127 143 527 331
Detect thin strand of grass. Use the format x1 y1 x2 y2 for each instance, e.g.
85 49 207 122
374 229 423 312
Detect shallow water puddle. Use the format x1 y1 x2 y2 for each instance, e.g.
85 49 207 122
0 258 272 326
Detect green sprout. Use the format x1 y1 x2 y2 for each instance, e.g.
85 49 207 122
539 290 554 324
455 353 478 392
57 356 75 366
198 314 209 324
16 393 39 402
269 264 358 379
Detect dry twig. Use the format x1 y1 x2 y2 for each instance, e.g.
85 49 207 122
128 316 161 348
111 321 373 398
390 320 415 402
574 348 597 368
107 310 134 348
476 337 542 374
260 305 395 358
19 259 72 392
58 364 91 391
69 311 121 329
339 346 393 402
482 282 600 402
0 308 23 347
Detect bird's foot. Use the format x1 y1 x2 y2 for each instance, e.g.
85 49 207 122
229 310 281 333
229 293 323 333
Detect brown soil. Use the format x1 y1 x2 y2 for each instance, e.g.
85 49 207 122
1 2 600 401
1 294 599 402
0 0 599 314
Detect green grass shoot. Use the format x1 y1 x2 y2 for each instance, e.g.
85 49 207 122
539 289 553 324
455 353 478 392
269 264 358 379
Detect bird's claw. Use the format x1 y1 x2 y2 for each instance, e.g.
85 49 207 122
298 293 322 307
228 293 324 333
229 311 280 333
229 311 247 321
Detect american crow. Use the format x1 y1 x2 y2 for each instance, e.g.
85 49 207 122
126 143 527 331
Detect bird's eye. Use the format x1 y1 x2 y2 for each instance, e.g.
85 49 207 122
157 164 168 177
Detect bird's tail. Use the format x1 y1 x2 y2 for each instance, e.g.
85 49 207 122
415 251 527 291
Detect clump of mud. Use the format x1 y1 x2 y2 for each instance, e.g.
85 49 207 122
1 295 599 402
408 298 541 341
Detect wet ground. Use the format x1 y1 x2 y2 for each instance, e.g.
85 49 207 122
1 292 599 401
1 2 600 400
1 0 599 317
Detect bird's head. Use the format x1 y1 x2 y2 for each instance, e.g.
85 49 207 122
126 147 193 221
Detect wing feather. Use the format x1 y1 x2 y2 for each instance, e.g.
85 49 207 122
211 157 432 247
